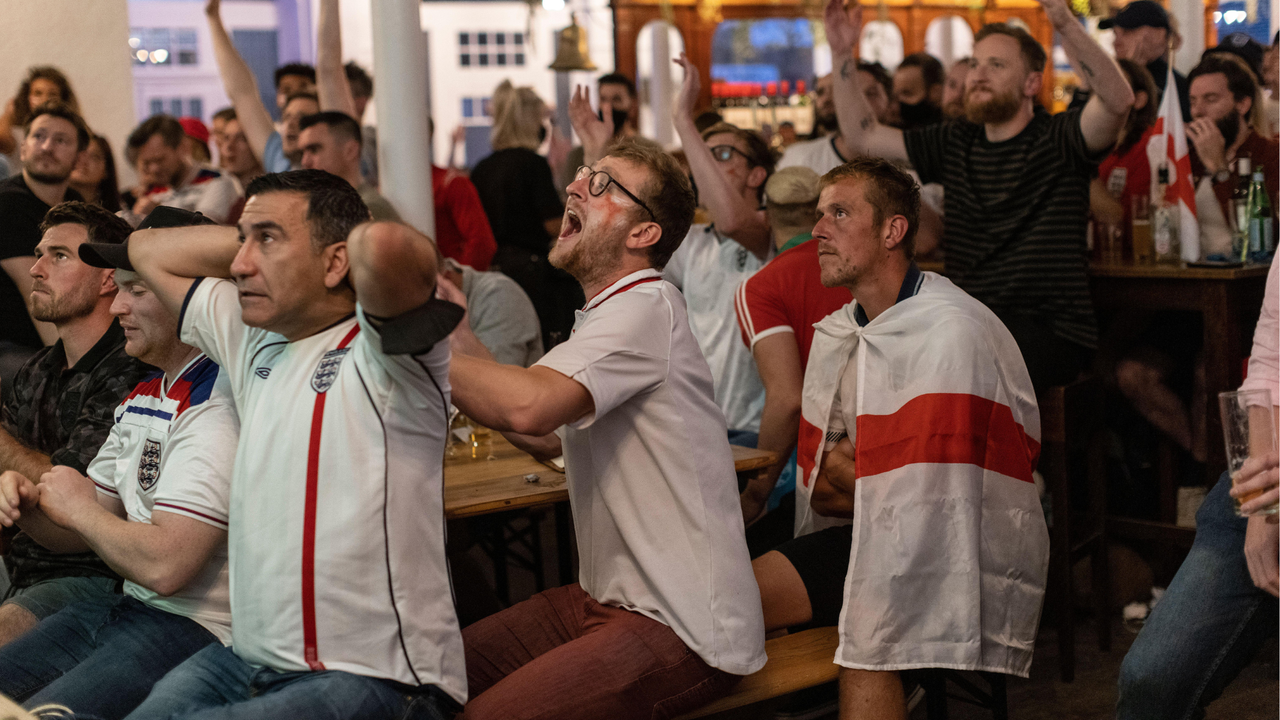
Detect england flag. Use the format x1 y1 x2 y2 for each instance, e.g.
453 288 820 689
1147 62 1201 261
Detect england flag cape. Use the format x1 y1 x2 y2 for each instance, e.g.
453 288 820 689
800 272 1049 677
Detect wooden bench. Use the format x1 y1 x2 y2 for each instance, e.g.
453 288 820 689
674 627 840 720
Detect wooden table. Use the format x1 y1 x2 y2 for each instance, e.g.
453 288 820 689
1090 261 1269 542
445 431 777 587
444 431 777 519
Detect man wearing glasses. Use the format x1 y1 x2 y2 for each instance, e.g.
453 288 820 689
662 55 776 449
445 139 767 720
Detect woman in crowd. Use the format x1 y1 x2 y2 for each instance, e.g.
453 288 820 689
68 134 122 212
1091 58 1160 228
0 66 81 168
469 80 579 348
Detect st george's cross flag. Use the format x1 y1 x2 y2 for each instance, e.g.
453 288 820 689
798 272 1049 677
1147 60 1201 261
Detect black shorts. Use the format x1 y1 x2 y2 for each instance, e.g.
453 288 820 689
774 524 852 630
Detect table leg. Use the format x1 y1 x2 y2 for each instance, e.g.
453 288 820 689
555 503 574 586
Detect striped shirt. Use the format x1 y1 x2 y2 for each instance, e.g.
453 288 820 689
904 107 1102 349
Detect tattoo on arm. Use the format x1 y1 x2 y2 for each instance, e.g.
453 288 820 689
860 117 873 130
1080 61 1095 78
840 59 853 81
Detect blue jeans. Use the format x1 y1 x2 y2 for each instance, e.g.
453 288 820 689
1116 472 1279 720
0 594 216 720
125 644 462 720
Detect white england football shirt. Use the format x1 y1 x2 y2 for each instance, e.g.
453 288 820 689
536 269 768 675
664 224 768 433
179 278 466 703
88 354 236 643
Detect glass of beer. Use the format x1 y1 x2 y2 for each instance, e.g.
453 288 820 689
1218 388 1278 516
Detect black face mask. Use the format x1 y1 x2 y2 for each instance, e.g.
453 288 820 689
598 107 630 136
897 100 943 130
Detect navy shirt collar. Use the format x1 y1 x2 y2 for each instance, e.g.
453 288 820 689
853 262 923 327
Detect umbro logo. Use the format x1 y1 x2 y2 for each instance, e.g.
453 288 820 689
255 367 271 379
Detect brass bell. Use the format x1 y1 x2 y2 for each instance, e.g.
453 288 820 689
549 14 597 71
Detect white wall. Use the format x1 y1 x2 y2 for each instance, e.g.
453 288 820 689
129 0 279 127
0 0 137 182
322 0 614 164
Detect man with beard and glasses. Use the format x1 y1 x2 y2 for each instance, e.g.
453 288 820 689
0 202 151 646
941 57 971 119
445 138 766 720
827 0 1134 390
893 53 946 130
0 103 88 383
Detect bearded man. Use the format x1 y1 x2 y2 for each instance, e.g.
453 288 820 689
825 0 1134 389
0 103 90 381
0 202 150 646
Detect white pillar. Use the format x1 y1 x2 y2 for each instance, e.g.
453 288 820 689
650 24 673 146
1170 0 1205 74
371 0 435 238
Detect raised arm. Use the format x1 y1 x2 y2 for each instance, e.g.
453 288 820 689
346 221 440 318
826 0 908 163
128 224 242 317
1039 0 1133 152
672 54 771 258
38 466 226 596
316 0 358 117
205 0 277 163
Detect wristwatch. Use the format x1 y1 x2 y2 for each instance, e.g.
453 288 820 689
1213 168 1233 184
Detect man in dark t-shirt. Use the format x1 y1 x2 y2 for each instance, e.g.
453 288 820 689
824 0 1135 389
0 202 149 646
0 104 88 388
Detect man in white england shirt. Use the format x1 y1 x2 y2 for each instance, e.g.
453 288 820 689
0 207 237 719
125 173 467 720
446 139 766 720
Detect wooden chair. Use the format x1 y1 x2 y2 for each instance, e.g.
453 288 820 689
673 627 840 720
914 669 1008 720
1039 375 1112 682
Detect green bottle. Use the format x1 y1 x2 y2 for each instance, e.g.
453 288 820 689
1247 169 1274 260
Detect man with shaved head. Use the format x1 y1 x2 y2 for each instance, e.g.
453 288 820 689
126 172 467 719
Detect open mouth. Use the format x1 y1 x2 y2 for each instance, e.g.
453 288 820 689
560 209 583 239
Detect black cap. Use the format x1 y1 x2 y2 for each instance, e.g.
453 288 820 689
1206 33 1266 79
79 206 217 271
1099 1 1169 30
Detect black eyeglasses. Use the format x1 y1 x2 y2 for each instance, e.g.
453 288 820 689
709 145 750 163
574 165 656 221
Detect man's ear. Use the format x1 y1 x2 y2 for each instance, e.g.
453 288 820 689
323 241 351 290
625 222 662 253
98 268 118 297
747 165 768 192
344 139 362 166
1023 69 1043 99
883 215 909 251
1236 94 1254 123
